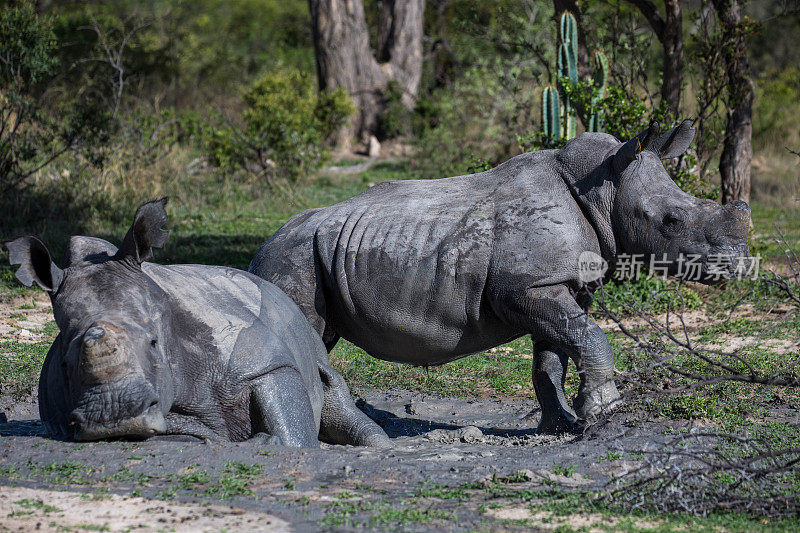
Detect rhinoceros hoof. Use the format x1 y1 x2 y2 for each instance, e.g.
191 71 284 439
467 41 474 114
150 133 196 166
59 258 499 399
536 411 584 435
247 432 284 446
574 382 622 421
363 431 394 449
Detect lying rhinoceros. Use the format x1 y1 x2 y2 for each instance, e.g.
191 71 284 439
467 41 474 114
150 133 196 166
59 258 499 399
3 199 390 447
249 121 753 432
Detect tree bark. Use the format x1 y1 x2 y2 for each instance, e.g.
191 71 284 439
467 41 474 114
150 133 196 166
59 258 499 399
377 0 425 108
625 0 683 115
712 0 754 204
308 0 424 145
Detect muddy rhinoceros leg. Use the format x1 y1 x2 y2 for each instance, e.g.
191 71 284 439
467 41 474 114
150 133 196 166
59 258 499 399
570 319 623 422
251 367 320 448
498 284 621 431
532 343 580 433
317 359 393 448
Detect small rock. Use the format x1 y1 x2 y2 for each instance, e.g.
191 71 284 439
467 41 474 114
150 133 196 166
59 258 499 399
459 426 483 443
537 469 592 487
516 469 536 481
368 135 381 158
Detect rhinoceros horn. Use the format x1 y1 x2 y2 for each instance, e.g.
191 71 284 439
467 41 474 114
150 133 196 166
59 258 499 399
63 236 119 266
80 324 127 383
612 121 661 175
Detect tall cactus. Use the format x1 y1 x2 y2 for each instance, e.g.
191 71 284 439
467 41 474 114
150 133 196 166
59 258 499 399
542 85 560 139
588 50 609 132
557 11 578 139
540 10 610 141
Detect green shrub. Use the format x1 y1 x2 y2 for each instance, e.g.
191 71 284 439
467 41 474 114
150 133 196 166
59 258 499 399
412 60 538 177
379 80 412 139
596 277 703 316
523 81 718 200
204 69 353 186
0 4 112 197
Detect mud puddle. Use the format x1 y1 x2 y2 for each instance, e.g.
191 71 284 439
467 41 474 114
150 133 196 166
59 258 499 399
0 390 674 531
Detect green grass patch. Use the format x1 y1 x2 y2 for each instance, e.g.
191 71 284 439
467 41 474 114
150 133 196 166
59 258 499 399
12 498 61 514
25 460 96 485
596 277 704 316
321 498 455 528
330 336 536 397
0 339 52 400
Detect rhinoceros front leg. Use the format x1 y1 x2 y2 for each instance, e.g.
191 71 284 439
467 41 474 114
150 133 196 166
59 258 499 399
498 284 620 431
250 367 320 448
317 359 393 448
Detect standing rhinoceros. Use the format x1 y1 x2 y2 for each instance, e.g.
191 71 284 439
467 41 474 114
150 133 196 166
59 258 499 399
3 199 390 447
248 121 752 433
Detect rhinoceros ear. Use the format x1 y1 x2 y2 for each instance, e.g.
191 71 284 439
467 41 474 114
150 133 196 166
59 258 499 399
64 236 119 266
3 236 64 292
117 197 170 264
649 119 696 159
612 121 660 175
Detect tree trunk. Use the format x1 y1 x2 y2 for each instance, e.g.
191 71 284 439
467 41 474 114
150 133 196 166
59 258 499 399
377 0 425 108
625 0 683 115
712 0 754 204
308 0 424 146
660 0 683 115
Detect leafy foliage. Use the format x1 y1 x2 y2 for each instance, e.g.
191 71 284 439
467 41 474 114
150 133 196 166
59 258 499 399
525 80 718 199
203 69 354 185
596 277 703 316
0 4 110 195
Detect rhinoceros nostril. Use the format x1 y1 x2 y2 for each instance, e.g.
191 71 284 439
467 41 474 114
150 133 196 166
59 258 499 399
83 326 106 346
69 411 85 427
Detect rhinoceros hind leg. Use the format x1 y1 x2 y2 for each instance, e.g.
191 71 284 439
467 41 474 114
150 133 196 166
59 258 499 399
323 333 340 353
251 367 320 448
533 344 581 434
317 360 393 448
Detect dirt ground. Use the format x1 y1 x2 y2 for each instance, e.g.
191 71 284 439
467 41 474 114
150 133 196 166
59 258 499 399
0 291 795 531
0 386 683 532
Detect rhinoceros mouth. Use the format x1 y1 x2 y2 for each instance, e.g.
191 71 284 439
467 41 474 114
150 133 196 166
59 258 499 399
73 403 167 441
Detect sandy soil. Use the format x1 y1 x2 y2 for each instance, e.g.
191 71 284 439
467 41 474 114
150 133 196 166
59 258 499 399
0 485 290 532
0 292 52 344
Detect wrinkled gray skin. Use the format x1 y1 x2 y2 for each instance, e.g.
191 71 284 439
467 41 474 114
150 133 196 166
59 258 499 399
3 200 391 447
249 121 752 433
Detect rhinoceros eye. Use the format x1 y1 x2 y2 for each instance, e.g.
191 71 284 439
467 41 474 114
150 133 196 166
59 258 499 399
150 339 158 347
662 211 685 233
